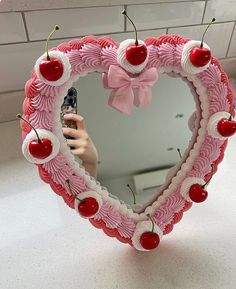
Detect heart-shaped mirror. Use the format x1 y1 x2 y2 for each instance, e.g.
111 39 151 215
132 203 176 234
18 16 235 251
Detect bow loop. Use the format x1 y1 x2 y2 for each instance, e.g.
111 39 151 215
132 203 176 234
103 65 158 114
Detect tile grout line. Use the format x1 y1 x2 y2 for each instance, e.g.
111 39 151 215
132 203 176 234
0 20 235 47
21 12 30 42
0 1 207 13
226 21 236 58
201 0 207 24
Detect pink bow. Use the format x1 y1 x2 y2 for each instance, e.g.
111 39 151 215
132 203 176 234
103 65 158 114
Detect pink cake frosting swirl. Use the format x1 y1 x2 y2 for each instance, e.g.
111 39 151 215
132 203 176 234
80 43 102 69
29 110 53 130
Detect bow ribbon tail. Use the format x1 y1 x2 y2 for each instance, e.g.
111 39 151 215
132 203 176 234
108 86 134 114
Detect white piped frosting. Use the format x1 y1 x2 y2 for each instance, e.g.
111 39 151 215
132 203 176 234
35 50 71 86
207 111 231 140
181 40 211 74
132 220 163 251
22 129 60 164
180 177 205 201
117 39 148 74
74 191 103 218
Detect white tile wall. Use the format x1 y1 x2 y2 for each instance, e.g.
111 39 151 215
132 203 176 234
204 0 236 23
169 22 235 58
126 2 205 30
0 39 63 92
228 24 236 57
0 0 236 122
0 13 27 44
25 6 124 41
0 0 205 12
109 28 166 43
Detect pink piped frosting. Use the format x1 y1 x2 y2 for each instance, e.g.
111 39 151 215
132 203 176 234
158 43 175 67
80 43 102 69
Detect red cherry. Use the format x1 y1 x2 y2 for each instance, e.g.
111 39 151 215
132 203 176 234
39 58 64 81
140 231 160 250
189 47 211 67
126 44 147 65
189 184 208 203
77 197 99 218
217 118 236 137
29 138 53 159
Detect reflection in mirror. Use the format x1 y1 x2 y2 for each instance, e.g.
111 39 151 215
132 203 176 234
61 72 199 212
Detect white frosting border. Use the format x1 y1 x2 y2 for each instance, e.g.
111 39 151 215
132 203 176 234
22 129 60 164
35 51 72 86
131 220 163 251
117 39 149 74
181 40 211 74
180 177 205 202
207 111 231 140
74 190 103 218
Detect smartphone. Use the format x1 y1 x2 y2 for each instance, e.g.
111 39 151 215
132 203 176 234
61 87 78 139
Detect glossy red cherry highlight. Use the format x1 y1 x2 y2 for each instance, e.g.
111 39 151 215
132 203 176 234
189 18 215 67
16 114 53 159
189 184 208 203
39 25 64 81
217 118 236 137
122 10 147 65
77 197 99 218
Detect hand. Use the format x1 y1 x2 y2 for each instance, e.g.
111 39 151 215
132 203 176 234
63 113 98 178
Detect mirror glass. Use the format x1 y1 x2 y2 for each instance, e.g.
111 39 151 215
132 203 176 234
61 72 199 212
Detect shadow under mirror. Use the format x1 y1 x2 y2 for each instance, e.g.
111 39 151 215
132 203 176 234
61 72 200 213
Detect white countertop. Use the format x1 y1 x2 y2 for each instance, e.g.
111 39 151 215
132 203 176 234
0 121 236 289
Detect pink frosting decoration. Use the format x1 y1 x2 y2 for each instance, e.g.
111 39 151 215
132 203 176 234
51 165 74 185
198 64 221 88
67 50 86 74
65 174 88 195
80 43 101 69
23 97 35 114
35 79 61 98
31 93 56 112
101 46 117 70
200 136 224 162
93 201 121 229
98 36 118 48
42 152 67 174
158 43 175 67
173 44 184 67
29 110 53 130
153 191 185 229
146 45 160 69
25 78 38 99
116 215 136 238
193 156 212 176
207 82 229 114
93 201 110 220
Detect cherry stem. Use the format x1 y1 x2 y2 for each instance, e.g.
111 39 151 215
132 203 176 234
177 148 182 160
200 18 215 48
202 163 215 188
45 25 60 60
122 10 138 45
16 114 41 143
147 214 155 234
66 179 85 203
127 184 136 204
